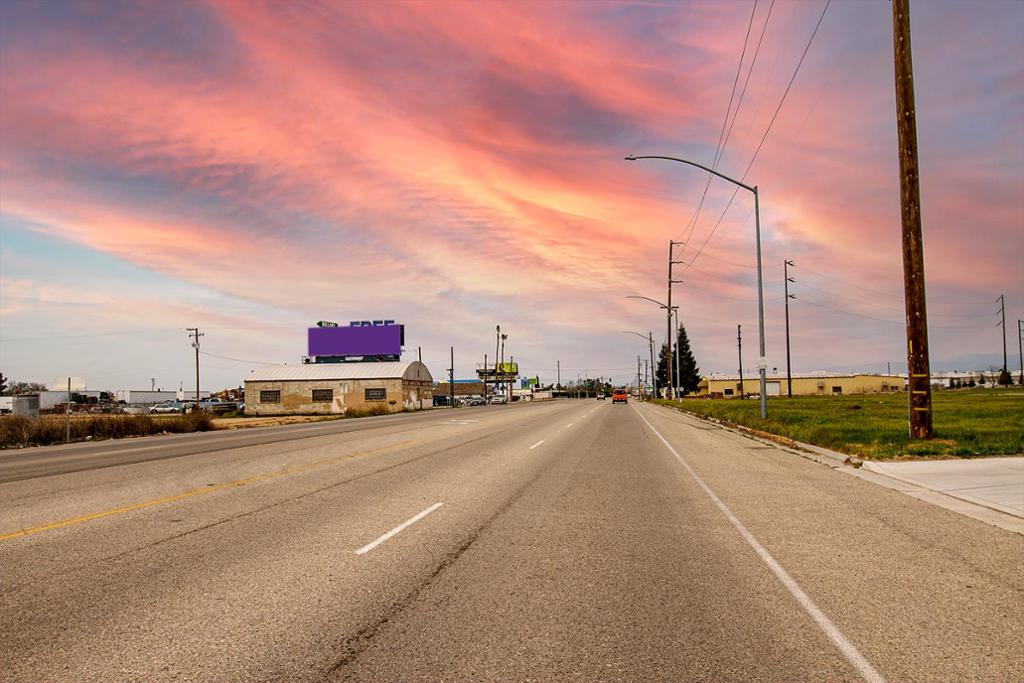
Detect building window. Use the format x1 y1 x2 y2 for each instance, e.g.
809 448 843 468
365 388 386 401
831 386 843 394
724 388 734 396
259 390 281 403
312 389 333 403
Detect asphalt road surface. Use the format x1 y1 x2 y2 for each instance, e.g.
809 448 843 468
1 400 1021 681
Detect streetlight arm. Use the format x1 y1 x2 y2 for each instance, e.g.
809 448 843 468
622 330 650 341
625 155 756 193
626 295 670 309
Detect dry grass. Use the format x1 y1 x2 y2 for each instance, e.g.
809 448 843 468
0 413 214 448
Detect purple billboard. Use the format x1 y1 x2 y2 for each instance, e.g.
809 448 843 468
308 324 404 358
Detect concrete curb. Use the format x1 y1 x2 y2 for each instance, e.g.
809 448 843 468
650 402 1023 535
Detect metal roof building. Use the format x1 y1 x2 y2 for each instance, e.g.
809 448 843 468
244 361 433 415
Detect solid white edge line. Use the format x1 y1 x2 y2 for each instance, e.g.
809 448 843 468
354 502 444 555
633 405 887 683
529 440 545 450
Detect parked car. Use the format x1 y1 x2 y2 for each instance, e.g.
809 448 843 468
151 400 194 414
612 389 628 404
489 394 508 405
120 403 149 415
200 398 238 414
466 397 486 406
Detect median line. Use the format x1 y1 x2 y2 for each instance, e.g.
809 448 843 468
529 440 545 450
0 440 416 543
355 502 444 555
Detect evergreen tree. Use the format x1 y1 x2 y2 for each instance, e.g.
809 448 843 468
656 342 671 390
676 324 701 394
655 325 702 396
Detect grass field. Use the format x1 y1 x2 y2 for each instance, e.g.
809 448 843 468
655 387 1024 459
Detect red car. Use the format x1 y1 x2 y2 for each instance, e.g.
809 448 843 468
612 389 628 404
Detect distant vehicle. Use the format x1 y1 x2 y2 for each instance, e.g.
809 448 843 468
466 397 486 406
612 389 628 404
489 394 509 405
120 403 149 415
596 393 606 400
151 400 194 414
200 397 237 413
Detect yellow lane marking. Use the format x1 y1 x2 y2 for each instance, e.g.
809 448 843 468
0 440 416 543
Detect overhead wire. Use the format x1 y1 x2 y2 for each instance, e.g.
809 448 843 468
679 0 777 250
199 351 278 366
677 0 761 259
794 297 982 330
682 0 832 275
789 280 996 319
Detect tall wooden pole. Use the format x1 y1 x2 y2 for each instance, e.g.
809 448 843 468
666 242 674 399
784 260 795 398
737 324 744 398
449 346 455 408
892 0 933 439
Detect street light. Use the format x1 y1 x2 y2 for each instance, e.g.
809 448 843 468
622 330 656 398
625 296 678 399
626 154 768 419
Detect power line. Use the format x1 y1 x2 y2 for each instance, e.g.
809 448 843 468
795 297 980 329
678 0 761 258
677 279 786 302
199 351 277 366
682 0 832 275
789 280 995 319
681 0 777 253
0 327 183 343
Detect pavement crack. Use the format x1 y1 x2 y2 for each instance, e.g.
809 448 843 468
325 434 568 680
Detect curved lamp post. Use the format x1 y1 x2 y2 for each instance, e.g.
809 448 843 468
623 330 656 398
626 154 768 419
626 296 678 398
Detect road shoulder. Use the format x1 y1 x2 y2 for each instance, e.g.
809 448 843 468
651 402 1024 535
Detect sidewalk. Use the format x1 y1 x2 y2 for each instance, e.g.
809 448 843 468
861 457 1024 519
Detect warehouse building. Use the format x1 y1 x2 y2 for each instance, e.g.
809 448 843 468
696 373 904 398
243 361 432 415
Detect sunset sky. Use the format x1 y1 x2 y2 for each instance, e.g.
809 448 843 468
1 0 1022 391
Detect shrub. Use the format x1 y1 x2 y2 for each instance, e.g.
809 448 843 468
345 404 391 418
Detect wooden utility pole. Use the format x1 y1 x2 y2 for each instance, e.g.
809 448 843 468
997 294 1007 376
784 260 795 398
647 331 656 398
187 328 203 409
892 0 933 438
1018 320 1023 385
449 346 455 408
737 324 744 398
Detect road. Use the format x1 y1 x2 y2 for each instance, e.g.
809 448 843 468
1 400 1021 681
